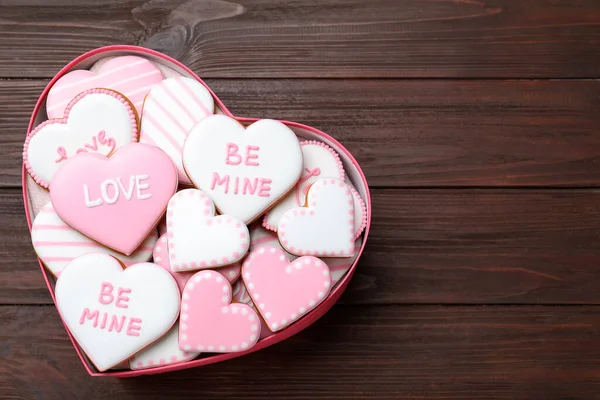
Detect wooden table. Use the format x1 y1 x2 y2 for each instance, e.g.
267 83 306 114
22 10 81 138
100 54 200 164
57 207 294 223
2 1 600 398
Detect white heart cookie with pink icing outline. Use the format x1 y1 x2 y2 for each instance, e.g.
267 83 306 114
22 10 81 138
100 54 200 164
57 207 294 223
278 178 355 257
182 115 303 223
24 88 138 188
130 324 199 370
54 254 180 372
166 188 249 271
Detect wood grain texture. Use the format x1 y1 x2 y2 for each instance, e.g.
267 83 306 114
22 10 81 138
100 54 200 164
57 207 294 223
4 188 599 305
1 0 600 78
3 79 600 188
2 305 600 399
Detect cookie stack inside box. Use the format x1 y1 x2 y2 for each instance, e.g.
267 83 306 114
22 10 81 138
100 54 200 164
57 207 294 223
23 50 368 374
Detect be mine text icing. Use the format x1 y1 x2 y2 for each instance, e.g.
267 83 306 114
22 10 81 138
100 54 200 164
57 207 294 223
211 143 272 197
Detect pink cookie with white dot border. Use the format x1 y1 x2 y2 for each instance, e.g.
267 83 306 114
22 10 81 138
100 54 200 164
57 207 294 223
166 189 249 271
153 233 241 290
242 246 331 332
232 280 273 339
179 270 260 353
278 178 355 257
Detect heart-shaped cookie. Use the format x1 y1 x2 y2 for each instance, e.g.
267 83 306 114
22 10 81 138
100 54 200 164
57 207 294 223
32 201 157 276
278 178 355 257
139 77 214 184
24 89 138 188
49 142 178 255
182 115 303 223
179 270 260 353
242 246 331 332
54 254 180 372
130 325 199 370
46 55 163 119
166 189 249 271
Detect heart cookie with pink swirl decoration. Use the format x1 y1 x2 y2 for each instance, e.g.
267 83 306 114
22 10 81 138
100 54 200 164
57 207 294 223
179 270 260 353
278 178 355 257
24 89 138 188
153 233 241 290
242 246 331 332
166 189 249 271
49 142 178 255
46 55 163 119
182 115 303 223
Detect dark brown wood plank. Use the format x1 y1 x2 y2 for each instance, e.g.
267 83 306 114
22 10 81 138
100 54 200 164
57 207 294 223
1 0 600 78
2 305 600 399
2 79 600 188
4 188 599 305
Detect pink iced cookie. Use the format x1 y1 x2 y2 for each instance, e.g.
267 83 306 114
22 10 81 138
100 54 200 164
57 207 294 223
278 178 355 257
46 55 163 119
166 189 249 271
32 201 157 277
242 246 331 332
182 115 303 223
54 254 180 372
153 234 241 290
263 141 344 231
232 280 272 339
179 270 260 353
130 324 199 370
346 181 368 240
140 77 215 184
24 88 138 188
49 142 178 255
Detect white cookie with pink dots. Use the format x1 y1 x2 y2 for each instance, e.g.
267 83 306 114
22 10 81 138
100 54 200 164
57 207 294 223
130 324 199 370
166 189 249 271
278 178 355 257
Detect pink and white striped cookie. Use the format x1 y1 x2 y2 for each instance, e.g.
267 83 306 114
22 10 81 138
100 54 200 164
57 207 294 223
46 56 163 119
140 77 214 184
153 233 241 290
130 324 199 370
278 178 355 257
166 189 249 271
32 202 157 277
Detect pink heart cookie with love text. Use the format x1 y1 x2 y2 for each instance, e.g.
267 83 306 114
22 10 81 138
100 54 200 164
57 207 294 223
242 246 331 331
49 143 178 255
166 189 249 271
47 55 163 119
179 270 260 353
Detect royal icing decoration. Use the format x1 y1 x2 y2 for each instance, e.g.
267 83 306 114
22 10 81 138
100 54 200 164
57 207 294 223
24 89 138 188
182 115 303 223
250 224 359 285
153 233 241 290
140 77 214 184
278 178 355 257
31 202 157 276
179 270 260 353
46 55 163 119
54 254 180 371
130 324 199 370
166 189 249 271
347 182 368 240
232 280 272 339
49 143 178 255
263 141 344 231
242 246 331 332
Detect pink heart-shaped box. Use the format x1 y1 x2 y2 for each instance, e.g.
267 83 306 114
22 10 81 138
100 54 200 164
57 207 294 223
22 45 371 377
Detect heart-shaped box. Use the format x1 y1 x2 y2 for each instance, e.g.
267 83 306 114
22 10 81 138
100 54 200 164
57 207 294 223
22 45 371 377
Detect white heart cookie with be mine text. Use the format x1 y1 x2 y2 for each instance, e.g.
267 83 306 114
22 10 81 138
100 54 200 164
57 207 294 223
278 178 355 257
54 254 180 372
182 115 303 223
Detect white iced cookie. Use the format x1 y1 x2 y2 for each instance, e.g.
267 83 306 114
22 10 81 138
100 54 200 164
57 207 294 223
54 254 180 372
23 88 138 188
31 202 157 276
140 77 214 184
182 115 303 223
263 141 344 231
278 178 355 257
129 324 199 370
166 188 249 271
